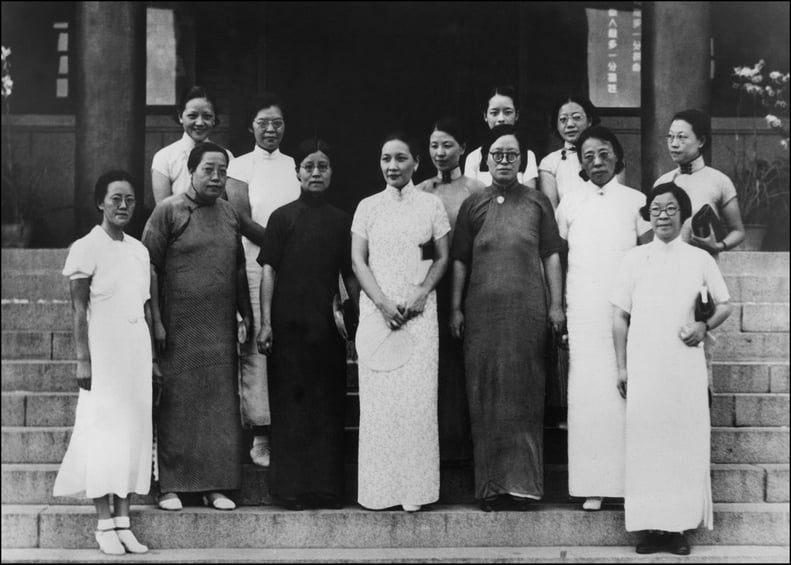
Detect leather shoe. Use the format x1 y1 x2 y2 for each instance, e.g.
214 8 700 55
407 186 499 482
636 532 667 554
479 496 499 512
668 532 691 555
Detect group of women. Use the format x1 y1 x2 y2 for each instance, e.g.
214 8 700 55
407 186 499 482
54 84 743 556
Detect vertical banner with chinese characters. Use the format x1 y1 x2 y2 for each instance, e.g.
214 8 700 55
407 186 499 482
587 4 642 108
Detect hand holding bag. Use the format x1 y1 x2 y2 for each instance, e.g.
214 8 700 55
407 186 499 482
694 285 716 322
691 204 727 242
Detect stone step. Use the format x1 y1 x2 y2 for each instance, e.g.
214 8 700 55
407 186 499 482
7 391 787 429
713 361 789 393
4 327 787 362
718 251 789 275
1 249 68 272
719 304 791 333
3 426 786 465
2 503 788 549
711 332 790 361
1 272 70 301
2 461 786 507
2 359 788 395
723 275 790 303
2 545 790 563
4 299 788 334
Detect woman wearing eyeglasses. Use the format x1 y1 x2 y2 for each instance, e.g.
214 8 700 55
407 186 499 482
451 124 564 511
256 139 359 510
612 182 731 555
226 93 300 468
151 86 233 204
556 125 651 512
464 85 538 188
654 109 745 256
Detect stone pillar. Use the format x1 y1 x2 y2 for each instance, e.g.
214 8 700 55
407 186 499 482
641 1 711 191
74 2 146 238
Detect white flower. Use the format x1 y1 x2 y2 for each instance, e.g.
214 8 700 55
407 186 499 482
1 75 12 99
0 46 10 61
766 114 783 128
751 74 764 84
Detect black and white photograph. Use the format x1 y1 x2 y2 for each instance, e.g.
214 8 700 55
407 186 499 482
1 1 789 562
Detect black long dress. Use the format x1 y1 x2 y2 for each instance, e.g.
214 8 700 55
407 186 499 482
257 190 352 503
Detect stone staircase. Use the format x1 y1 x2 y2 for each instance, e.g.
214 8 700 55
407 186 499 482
2 249 789 562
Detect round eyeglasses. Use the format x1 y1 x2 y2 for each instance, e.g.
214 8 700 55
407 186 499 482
490 151 520 164
254 119 284 130
649 204 679 217
301 163 330 174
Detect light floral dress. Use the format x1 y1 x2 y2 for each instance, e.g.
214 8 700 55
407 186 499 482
351 182 450 509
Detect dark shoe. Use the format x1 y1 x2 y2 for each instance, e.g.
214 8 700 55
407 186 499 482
507 494 535 511
636 532 666 554
312 494 343 509
479 496 499 512
280 497 304 511
668 532 691 555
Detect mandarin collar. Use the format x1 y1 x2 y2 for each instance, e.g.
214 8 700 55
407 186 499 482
254 145 282 160
185 185 216 207
588 176 619 195
299 189 325 207
179 132 198 150
678 154 706 174
94 224 127 243
385 181 416 201
491 178 520 195
649 233 683 253
435 167 463 182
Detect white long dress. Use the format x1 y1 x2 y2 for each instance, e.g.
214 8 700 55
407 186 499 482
53 226 153 499
610 237 729 532
351 183 450 509
556 179 648 497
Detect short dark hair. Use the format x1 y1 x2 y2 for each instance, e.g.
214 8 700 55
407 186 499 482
549 95 600 136
481 124 523 172
175 85 221 126
432 116 467 147
248 92 285 123
382 131 420 160
641 181 693 223
187 142 229 173
294 138 332 168
575 125 626 179
671 109 710 147
94 170 136 211
485 85 518 112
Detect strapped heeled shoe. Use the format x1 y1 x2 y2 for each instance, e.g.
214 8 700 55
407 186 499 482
157 492 183 511
95 529 125 555
112 516 148 553
582 496 603 511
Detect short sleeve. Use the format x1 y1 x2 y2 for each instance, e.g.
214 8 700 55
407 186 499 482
555 195 571 240
227 154 249 183
151 147 170 177
62 237 95 280
524 150 539 181
431 196 451 241
351 199 370 240
702 253 730 304
537 192 563 258
463 150 481 179
451 197 474 264
141 203 172 270
719 173 738 208
257 208 288 269
610 252 637 314
538 151 558 175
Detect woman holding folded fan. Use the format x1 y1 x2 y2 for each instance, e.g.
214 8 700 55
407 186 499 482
351 132 450 512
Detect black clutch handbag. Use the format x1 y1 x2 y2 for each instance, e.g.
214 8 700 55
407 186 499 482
694 286 716 322
691 204 727 241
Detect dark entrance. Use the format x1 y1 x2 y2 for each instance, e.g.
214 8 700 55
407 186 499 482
224 1 588 215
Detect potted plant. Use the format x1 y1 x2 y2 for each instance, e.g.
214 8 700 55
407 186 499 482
730 60 790 250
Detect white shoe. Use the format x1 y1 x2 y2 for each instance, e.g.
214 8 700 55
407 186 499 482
250 437 271 467
95 529 125 555
402 504 421 512
582 497 603 511
203 492 236 510
157 493 183 511
116 528 149 553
